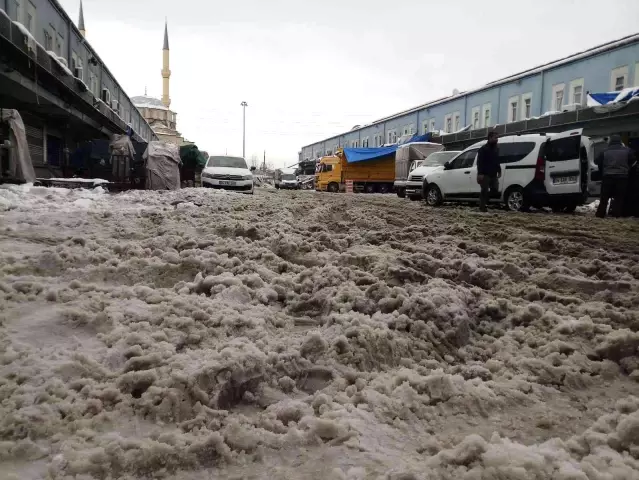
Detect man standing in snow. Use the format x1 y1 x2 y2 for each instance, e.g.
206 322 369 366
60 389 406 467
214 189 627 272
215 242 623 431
477 131 501 212
595 135 636 218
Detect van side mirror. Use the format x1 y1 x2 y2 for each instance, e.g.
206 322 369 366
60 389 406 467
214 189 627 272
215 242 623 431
250 166 256 171
443 161 451 170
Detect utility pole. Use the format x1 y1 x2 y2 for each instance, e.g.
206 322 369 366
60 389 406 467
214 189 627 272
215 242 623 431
241 101 248 159
263 150 266 173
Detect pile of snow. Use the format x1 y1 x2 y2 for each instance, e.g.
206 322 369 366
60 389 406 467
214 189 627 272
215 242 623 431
44 177 110 185
1 187 638 479
0 183 106 212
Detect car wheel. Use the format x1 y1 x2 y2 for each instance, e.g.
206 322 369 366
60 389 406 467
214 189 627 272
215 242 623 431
396 188 406 198
505 187 525 211
426 185 443 207
379 184 390 194
328 182 339 193
365 184 376 194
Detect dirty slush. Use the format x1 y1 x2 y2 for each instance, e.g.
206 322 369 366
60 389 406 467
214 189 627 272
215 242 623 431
1 185 639 479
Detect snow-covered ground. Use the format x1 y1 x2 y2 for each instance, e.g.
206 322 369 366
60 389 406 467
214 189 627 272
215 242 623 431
1 184 639 480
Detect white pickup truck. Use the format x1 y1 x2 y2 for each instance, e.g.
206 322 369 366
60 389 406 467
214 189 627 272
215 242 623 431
394 142 445 199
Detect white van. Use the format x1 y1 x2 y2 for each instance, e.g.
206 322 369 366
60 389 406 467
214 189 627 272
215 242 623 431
274 168 299 189
405 151 461 200
582 136 609 197
423 129 590 212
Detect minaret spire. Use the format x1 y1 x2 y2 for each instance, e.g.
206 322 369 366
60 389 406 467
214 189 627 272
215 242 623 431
78 0 86 37
161 19 171 108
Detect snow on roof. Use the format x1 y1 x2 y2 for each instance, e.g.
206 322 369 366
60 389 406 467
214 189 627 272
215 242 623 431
132 96 169 111
303 32 639 149
12 21 36 43
46 50 73 77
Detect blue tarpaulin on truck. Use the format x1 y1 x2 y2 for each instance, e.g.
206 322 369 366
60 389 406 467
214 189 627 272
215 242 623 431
343 133 437 163
343 146 398 163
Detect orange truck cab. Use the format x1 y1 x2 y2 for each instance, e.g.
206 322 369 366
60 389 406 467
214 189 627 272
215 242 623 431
315 148 395 193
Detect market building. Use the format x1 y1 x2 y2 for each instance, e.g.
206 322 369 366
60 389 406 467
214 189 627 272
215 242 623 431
0 0 157 178
300 33 639 162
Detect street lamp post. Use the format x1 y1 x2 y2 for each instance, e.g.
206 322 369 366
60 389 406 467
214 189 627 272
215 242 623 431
241 101 248 159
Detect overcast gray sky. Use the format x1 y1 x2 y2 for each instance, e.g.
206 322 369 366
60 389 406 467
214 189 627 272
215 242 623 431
60 0 639 168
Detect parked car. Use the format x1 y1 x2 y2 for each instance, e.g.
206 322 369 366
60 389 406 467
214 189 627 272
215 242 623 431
405 150 461 200
201 156 256 194
423 129 590 212
274 168 299 189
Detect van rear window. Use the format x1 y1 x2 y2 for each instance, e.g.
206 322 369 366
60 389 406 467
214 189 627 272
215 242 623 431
546 136 581 162
498 142 536 164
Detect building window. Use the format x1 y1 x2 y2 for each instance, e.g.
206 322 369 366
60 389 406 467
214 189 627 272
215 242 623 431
610 66 628 92
422 120 429 134
521 92 532 120
471 106 480 129
555 90 564 111
362 137 369 147
482 103 491 128
71 51 84 81
569 79 584 105
453 112 460 132
429 119 436 132
508 96 519 123
56 33 63 56
26 1 35 33
43 30 52 50
552 83 565 112
89 71 98 96
14 0 21 24
524 98 531 119
444 114 452 133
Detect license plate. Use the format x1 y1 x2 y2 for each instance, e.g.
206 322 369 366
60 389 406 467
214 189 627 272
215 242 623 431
219 180 236 186
553 175 578 185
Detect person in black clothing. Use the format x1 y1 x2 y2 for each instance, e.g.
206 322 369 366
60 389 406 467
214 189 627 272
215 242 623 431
595 135 636 218
477 130 501 212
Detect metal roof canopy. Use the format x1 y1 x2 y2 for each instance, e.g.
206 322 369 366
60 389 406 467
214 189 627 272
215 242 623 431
438 102 639 150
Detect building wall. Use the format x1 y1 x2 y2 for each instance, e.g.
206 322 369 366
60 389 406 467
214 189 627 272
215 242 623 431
301 38 639 161
4 0 154 143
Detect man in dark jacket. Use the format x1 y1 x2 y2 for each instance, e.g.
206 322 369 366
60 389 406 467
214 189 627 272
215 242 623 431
595 135 636 218
477 130 501 212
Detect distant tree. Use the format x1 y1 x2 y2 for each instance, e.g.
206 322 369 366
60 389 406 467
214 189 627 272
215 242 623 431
250 155 259 168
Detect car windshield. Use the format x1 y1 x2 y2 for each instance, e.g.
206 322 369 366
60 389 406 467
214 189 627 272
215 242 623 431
207 156 248 169
423 152 459 167
282 174 296 180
